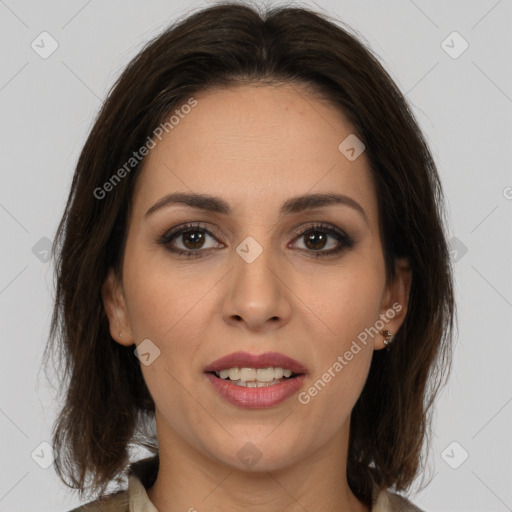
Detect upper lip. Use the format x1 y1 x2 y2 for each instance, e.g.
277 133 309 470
203 351 308 374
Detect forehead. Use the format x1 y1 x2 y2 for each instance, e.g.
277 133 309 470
131 83 377 223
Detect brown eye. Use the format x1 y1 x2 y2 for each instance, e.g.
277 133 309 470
159 223 223 257
158 222 354 259
180 230 207 250
303 230 329 251
292 223 354 257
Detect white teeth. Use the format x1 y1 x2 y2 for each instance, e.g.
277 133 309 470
239 368 257 381
214 366 296 384
256 367 274 382
228 368 240 380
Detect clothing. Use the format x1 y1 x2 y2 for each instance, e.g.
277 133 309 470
68 456 424 512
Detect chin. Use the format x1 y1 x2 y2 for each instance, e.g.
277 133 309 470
204 434 306 473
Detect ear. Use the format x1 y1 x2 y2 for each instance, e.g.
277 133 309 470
101 267 135 346
374 257 412 350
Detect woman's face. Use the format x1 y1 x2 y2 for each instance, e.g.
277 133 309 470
103 83 410 471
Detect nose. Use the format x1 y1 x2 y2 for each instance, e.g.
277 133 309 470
222 239 292 332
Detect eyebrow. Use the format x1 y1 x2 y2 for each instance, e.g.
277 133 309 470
145 191 368 224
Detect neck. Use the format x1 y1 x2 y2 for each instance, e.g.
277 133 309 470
146 411 369 512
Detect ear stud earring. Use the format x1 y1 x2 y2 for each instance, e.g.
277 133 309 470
381 330 393 346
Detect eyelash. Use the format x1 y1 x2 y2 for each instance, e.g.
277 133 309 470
157 222 355 259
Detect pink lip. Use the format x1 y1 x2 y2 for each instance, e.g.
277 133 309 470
204 373 307 409
203 351 308 374
203 351 308 409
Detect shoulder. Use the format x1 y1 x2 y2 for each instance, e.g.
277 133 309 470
373 488 425 512
66 489 129 512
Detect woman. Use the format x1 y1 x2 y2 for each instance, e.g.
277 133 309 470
45 2 454 511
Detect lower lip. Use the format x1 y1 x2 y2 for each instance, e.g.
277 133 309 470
204 373 307 409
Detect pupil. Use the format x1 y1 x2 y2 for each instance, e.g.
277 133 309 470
305 231 326 250
184 230 204 249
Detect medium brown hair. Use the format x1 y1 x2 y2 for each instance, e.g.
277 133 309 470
44 1 455 505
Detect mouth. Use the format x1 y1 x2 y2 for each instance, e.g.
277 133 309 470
203 351 308 408
204 350 307 381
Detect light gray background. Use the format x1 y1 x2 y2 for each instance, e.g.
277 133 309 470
0 0 511 510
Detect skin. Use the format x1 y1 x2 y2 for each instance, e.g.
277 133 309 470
102 83 411 512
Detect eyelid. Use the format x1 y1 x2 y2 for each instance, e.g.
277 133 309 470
293 222 349 239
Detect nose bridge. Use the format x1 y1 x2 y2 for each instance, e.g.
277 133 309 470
224 229 290 328
233 230 279 298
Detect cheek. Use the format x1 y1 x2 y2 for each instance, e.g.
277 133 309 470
123 258 209 416
122 250 217 408
123 247 215 343
307 256 385 343
302 348 373 446
296 261 383 424
297 307 376 444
